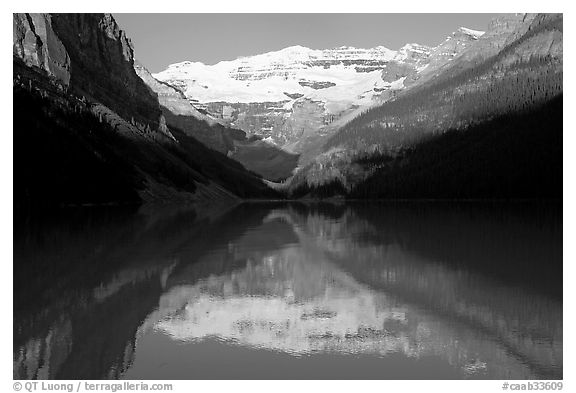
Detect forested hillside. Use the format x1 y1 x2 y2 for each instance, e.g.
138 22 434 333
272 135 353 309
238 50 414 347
288 13 563 199
14 59 278 209
13 13 278 209
351 95 562 199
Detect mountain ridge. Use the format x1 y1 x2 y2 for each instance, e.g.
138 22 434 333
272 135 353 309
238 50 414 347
286 13 562 199
152 27 484 151
13 13 279 208
13 13 562 205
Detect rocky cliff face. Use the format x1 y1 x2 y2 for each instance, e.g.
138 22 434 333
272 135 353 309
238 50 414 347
14 13 176 144
504 13 563 62
154 28 484 153
13 13 71 86
134 62 236 153
135 61 222 126
47 14 164 132
13 13 277 206
405 27 484 86
417 14 540 85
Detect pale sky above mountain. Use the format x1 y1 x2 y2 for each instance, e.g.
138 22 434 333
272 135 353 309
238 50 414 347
114 13 499 73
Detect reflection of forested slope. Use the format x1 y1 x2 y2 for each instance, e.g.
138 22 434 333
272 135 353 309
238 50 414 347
14 202 562 379
13 203 255 379
284 202 562 378
14 206 191 379
286 202 561 298
132 202 561 379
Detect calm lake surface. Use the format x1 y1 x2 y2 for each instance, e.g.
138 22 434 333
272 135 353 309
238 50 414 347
13 201 562 380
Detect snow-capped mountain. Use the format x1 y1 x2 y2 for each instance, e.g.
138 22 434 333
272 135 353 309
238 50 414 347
153 27 484 151
155 45 400 104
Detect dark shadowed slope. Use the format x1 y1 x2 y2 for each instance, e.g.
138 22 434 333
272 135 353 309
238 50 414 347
288 13 562 199
349 96 562 199
135 63 299 182
13 13 278 208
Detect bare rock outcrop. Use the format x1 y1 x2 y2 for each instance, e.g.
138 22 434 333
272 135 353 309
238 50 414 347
48 14 163 132
13 13 70 86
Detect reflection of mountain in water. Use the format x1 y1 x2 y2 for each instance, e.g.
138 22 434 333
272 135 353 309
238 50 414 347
13 202 562 379
13 204 236 379
143 203 561 379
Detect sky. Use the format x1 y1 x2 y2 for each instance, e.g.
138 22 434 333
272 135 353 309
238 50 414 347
114 14 500 73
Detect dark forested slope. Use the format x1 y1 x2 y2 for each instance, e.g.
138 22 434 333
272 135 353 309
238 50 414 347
13 14 277 208
288 13 563 199
350 95 562 199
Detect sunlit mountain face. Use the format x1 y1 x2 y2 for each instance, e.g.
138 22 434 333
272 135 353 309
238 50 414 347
14 202 562 380
151 28 484 152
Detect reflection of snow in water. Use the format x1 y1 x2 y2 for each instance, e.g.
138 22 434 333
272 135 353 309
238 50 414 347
154 269 412 357
137 238 547 379
14 204 563 380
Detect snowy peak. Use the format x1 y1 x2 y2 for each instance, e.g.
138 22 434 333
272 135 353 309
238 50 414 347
394 43 433 63
415 26 487 73
275 45 313 54
154 44 410 105
151 26 491 148
153 44 406 106
457 27 485 39
158 45 398 80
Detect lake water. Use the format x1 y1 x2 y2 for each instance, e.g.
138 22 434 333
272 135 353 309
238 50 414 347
13 201 562 380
